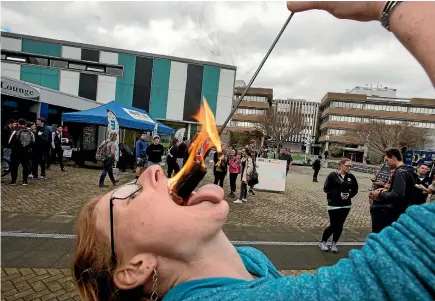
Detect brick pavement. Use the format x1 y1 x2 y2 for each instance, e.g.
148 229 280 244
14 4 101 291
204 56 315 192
1 165 373 227
0 268 314 301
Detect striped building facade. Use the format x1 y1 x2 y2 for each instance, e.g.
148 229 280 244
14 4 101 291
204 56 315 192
1 32 236 127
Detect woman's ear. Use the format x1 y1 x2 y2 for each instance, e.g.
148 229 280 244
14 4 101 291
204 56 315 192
113 254 157 290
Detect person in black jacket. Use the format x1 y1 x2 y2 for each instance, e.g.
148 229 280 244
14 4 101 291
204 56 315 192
370 148 417 233
1 119 16 176
312 155 322 182
146 135 164 167
177 139 187 168
213 143 228 187
413 164 432 205
167 138 180 178
32 117 50 179
319 158 358 253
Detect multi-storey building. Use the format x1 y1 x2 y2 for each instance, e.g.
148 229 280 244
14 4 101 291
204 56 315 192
1 32 236 139
230 81 273 130
318 86 435 161
275 98 319 152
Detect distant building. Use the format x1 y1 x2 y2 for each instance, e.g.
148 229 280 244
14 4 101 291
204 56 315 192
275 98 319 152
318 86 435 161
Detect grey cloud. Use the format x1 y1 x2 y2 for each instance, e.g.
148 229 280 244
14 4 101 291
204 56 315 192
1 1 433 102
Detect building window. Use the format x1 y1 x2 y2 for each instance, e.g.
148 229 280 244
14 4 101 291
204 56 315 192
106 66 123 76
5 55 27 63
87 65 105 73
28 57 49 66
50 59 69 68
68 62 86 71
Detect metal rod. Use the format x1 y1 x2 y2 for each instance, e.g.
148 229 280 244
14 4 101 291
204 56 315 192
218 12 295 134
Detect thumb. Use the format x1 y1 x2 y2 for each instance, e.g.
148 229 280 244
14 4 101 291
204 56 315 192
286 1 324 12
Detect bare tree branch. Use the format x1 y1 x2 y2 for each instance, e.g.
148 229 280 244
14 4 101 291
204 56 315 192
256 106 306 151
350 121 429 155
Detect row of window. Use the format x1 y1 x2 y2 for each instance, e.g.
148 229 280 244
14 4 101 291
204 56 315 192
229 121 259 128
1 50 124 77
327 115 435 129
329 100 434 115
234 95 269 103
235 108 266 115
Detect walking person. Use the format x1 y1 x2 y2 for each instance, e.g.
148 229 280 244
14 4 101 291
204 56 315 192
146 135 164 167
26 122 36 180
167 138 180 178
99 132 118 188
213 143 228 187
312 155 322 182
8 119 35 186
228 149 241 198
1 119 16 176
279 149 294 176
247 140 257 195
51 125 66 172
319 158 359 253
135 133 148 179
234 148 254 204
370 148 417 233
412 164 432 205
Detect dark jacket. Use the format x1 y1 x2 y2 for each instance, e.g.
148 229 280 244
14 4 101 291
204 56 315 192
313 159 321 170
213 151 228 174
146 143 164 163
35 125 51 150
177 142 187 159
413 175 432 205
324 171 359 207
2 125 12 148
167 144 179 164
376 165 417 215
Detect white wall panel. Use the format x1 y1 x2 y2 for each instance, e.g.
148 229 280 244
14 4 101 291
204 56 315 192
166 61 187 121
1 63 20 79
62 46 81 59
97 75 116 104
99 51 118 64
216 69 235 125
60 70 79 96
1 37 21 51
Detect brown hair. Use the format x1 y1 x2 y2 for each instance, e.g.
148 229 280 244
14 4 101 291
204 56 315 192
339 158 351 167
72 198 146 301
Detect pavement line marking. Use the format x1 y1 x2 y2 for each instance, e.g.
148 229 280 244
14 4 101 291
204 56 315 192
0 232 365 246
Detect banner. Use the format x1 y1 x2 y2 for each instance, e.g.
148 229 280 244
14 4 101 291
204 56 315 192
122 107 155 123
255 158 287 192
107 109 120 161
174 128 186 141
152 122 159 137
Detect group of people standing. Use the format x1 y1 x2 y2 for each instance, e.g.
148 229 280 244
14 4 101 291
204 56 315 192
318 148 434 253
2 118 66 186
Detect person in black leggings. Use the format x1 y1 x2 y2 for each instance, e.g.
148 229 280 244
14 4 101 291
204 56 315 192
213 143 228 187
319 158 359 253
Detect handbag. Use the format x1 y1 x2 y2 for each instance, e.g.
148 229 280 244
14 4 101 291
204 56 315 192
247 158 259 186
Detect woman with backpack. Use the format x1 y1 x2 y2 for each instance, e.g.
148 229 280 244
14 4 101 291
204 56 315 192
228 149 241 198
98 132 118 188
234 147 254 204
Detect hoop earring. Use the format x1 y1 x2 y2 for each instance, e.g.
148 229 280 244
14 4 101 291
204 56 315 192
150 268 159 301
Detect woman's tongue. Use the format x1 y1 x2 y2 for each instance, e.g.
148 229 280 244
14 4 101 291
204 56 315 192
187 184 224 206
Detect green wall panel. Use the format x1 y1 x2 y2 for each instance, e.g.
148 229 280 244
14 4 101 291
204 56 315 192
115 54 136 106
20 66 60 90
201 66 220 116
149 59 171 118
21 39 61 57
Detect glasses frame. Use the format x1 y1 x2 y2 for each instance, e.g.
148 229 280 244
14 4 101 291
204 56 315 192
109 182 142 267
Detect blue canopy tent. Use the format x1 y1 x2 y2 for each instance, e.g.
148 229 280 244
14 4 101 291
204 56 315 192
62 101 174 134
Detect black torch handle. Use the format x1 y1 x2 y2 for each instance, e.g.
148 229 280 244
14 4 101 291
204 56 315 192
218 12 295 135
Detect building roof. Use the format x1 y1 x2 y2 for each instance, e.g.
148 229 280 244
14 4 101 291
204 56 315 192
2 32 237 70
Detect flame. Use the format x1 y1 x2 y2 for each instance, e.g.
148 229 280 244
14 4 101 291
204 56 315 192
168 97 222 192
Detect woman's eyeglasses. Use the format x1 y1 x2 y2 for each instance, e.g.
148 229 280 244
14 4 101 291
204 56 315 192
109 182 142 266
344 164 353 168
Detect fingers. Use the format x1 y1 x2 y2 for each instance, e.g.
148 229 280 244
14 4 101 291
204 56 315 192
286 1 324 12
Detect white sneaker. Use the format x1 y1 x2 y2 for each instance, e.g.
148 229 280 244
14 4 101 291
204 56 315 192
319 241 329 252
233 199 243 204
242 199 248 202
330 242 339 253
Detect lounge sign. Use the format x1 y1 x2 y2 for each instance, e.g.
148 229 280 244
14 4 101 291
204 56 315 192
1 77 40 100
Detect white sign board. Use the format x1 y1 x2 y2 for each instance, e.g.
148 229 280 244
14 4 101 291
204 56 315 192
123 108 155 124
255 158 287 192
63 149 72 158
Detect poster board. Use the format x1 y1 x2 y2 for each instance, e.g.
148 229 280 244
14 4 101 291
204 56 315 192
255 158 287 192
82 125 97 150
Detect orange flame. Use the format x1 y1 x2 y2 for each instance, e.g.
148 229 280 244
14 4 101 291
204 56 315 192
168 97 222 192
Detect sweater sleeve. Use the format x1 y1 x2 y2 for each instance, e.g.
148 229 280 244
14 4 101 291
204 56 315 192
379 171 407 204
278 203 435 301
350 175 359 199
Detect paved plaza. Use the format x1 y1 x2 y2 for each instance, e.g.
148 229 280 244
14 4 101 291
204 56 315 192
1 163 373 300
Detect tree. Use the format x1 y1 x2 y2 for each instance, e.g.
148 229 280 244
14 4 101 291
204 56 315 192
350 121 429 156
256 106 306 152
228 130 261 148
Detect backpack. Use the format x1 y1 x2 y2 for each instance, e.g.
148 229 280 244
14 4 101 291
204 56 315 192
96 140 109 161
16 129 34 149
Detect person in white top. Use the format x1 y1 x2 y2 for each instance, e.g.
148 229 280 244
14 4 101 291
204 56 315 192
51 125 66 171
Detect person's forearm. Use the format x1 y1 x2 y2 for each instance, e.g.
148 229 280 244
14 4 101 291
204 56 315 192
389 1 435 86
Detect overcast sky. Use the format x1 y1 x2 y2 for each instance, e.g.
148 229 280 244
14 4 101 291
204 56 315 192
2 1 434 102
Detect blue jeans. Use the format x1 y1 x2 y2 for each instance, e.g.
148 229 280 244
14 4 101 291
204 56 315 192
100 157 115 185
2 148 11 170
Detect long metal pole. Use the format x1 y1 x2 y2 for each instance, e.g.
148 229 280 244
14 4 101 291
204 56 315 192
218 12 295 135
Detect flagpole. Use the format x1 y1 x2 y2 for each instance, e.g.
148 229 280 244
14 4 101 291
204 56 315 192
218 12 295 135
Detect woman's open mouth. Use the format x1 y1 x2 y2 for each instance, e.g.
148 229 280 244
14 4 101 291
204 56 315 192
185 184 224 206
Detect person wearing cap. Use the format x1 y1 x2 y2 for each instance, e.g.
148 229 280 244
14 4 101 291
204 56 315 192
146 135 164 167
